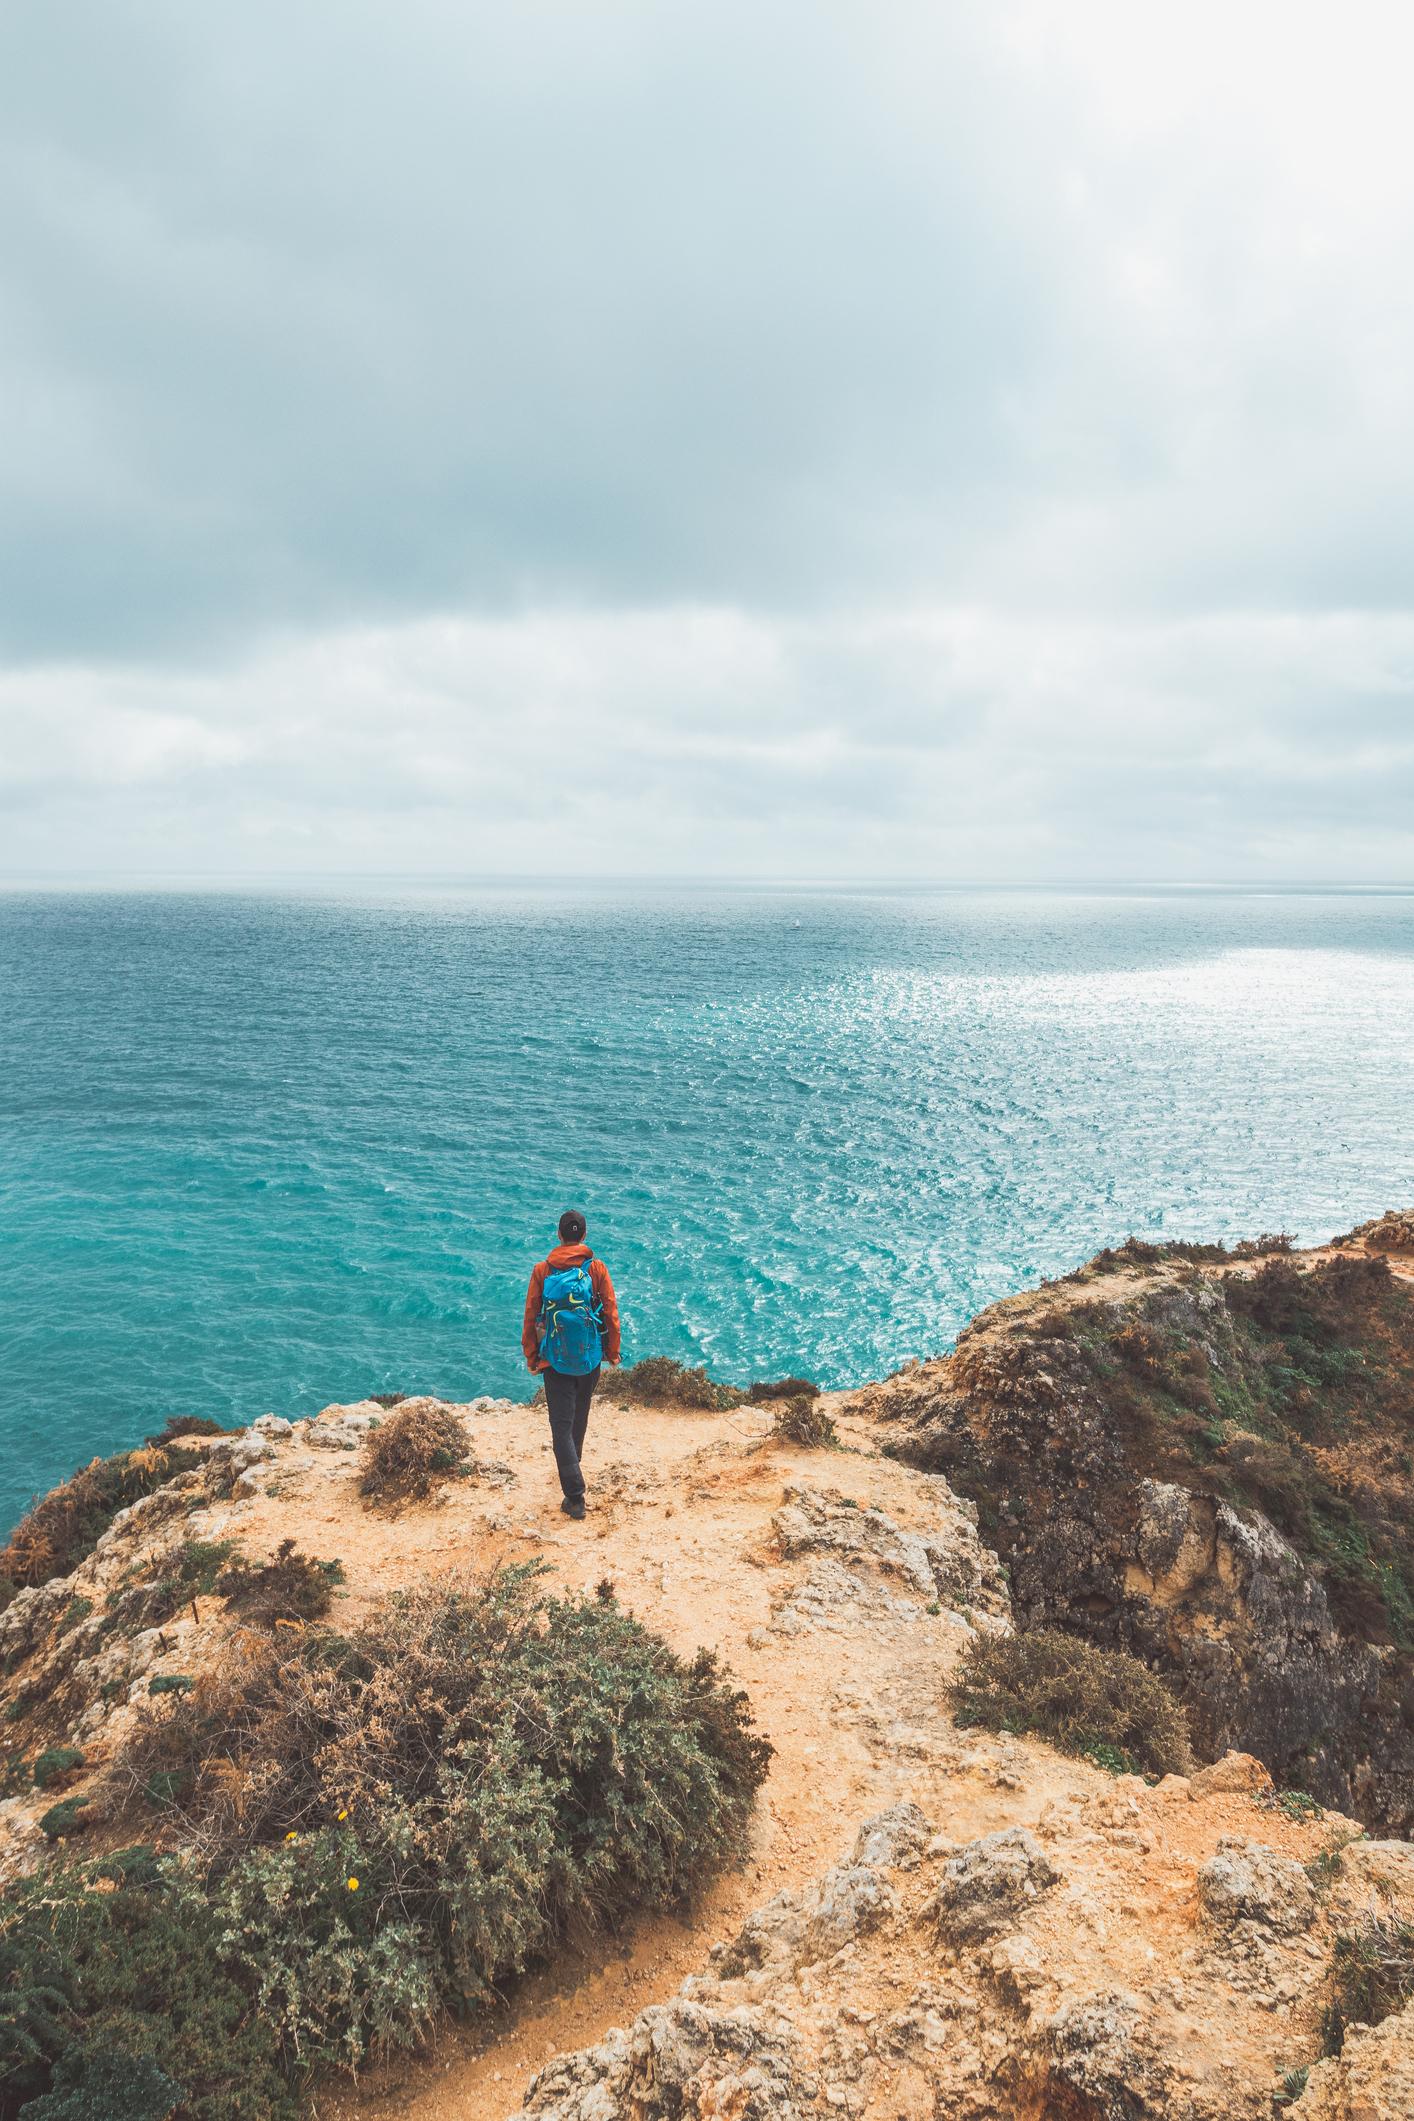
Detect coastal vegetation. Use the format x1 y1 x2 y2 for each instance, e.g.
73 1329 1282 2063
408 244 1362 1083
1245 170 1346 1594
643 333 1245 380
0 1446 208 1601
0 1567 769 2115
357 1399 471 1506
769 1396 839 1448
950 1625 1192 1778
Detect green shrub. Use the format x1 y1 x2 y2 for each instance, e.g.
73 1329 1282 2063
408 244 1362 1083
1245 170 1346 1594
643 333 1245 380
147 1677 193 1698
0 1852 292 2119
614 1356 731 1409
769 1398 838 1448
117 1567 771 2068
37 1800 90 1843
214 1541 343 1628
0 1448 204 1592
951 1626 1193 1778
358 1400 470 1506
31 1749 84 1792
19 2046 183 2120
1324 1911 1414 2051
209 1835 440 2071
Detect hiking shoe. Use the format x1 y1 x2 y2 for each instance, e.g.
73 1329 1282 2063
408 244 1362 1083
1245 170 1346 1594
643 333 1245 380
561 1496 586 1520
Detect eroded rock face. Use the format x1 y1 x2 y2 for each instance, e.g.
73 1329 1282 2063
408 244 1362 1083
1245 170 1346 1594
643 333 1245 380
877 1246 1414 1831
511 1790 1376 2121
1197 1837 1315 1934
1297 2000 1414 2120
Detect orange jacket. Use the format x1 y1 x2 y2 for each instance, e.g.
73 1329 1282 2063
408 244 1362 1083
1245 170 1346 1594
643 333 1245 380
522 1243 621 1373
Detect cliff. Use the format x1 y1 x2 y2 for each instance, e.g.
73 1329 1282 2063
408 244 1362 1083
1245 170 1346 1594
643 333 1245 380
870 1222 1414 1832
0 1220 1408 2120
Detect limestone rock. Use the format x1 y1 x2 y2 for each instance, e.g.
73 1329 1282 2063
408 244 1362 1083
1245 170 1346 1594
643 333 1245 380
512 2000 807 2120
849 1800 930 1871
1197 1837 1315 1934
770 1485 1008 1633
1043 1988 1176 2119
929 1827 1062 1945
1297 1999 1414 2120
1188 1751 1274 1800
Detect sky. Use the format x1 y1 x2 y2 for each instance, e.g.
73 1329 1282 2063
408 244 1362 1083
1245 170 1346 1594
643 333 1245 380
2 0 1412 882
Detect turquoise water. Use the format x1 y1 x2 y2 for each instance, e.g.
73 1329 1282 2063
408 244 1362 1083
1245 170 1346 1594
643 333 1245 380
3 885 1413 1539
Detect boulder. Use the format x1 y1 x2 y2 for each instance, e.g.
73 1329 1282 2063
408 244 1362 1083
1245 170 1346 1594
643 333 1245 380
512 1999 807 2120
1187 1750 1274 1799
1197 1837 1315 1934
929 1828 1061 1945
1043 1989 1176 2119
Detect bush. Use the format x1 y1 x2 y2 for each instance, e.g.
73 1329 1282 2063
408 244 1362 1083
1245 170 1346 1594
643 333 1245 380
0 1851 293 2119
769 1398 838 1448
0 1448 205 1592
747 1377 820 1402
143 1417 228 1447
31 1749 84 1792
116 1567 771 2068
615 1357 737 1410
115 1542 236 1634
1324 1911 1414 2051
38 1799 90 1843
214 1542 343 1628
951 1626 1193 1778
358 1400 470 1506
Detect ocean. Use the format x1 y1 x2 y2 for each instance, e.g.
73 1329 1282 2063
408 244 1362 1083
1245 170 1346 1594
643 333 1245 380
2 884 1412 1540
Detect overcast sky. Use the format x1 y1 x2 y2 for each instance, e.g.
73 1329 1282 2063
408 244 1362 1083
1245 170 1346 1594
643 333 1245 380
3 0 1412 880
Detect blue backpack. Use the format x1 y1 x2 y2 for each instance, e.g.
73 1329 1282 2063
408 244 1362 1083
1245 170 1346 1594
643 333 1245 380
538 1257 604 1376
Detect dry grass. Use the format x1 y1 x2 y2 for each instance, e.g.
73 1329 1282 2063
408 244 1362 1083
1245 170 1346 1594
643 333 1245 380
358 1399 470 1507
0 1443 206 1590
770 1397 838 1448
615 1357 736 1410
952 1625 1193 1778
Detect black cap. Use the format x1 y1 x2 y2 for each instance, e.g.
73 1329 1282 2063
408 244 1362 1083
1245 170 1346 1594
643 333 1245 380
558 1207 587 1242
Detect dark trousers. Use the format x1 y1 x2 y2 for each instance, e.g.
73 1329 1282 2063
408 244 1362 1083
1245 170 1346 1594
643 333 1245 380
543 1364 600 1502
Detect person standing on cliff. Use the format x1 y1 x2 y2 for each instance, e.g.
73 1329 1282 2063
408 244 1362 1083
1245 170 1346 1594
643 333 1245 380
522 1209 621 1519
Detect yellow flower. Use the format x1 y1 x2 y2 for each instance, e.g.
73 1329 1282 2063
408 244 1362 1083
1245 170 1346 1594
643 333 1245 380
284 1832 299 1843
347 1877 359 1891
337 1809 348 1821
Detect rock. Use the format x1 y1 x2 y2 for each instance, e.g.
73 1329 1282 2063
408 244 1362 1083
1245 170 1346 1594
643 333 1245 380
228 1438 276 1470
512 1999 808 2120
1043 1989 1175 2119
1339 1840 1414 1903
249 1415 292 1437
1197 1837 1315 1933
772 1486 1009 1620
1188 1750 1274 1799
880 1251 1414 1833
714 1805 927 1980
802 1863 897 1961
306 1401 384 1449
1297 1998 1414 2119
849 1801 930 1871
929 1828 1062 1945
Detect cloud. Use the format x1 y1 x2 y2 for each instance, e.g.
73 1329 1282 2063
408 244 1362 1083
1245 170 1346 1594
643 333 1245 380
1 1 1412 875
3 604 1411 879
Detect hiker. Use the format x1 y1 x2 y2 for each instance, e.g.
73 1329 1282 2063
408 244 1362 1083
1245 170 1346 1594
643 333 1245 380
522 1208 621 1519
